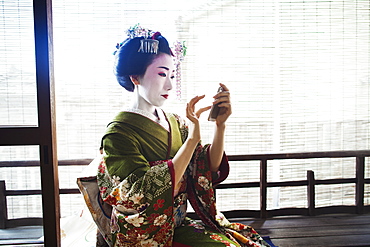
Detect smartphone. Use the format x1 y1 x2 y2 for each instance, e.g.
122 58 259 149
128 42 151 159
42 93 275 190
208 86 224 121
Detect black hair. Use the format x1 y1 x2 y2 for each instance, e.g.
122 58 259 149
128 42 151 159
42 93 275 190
114 33 172 91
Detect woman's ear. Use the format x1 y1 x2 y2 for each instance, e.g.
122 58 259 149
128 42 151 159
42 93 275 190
129 75 140 85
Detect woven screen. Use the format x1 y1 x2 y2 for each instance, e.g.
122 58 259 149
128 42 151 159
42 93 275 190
52 0 370 212
1 0 369 216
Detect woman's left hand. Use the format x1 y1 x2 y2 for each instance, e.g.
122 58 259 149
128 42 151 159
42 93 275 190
213 83 232 126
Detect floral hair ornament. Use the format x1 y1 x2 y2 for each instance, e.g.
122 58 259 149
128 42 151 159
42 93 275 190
113 24 187 99
114 24 159 55
173 40 187 100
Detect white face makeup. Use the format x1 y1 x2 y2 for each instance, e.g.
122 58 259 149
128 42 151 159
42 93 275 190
133 53 175 113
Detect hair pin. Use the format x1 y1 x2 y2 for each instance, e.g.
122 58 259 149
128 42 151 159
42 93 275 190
138 39 159 54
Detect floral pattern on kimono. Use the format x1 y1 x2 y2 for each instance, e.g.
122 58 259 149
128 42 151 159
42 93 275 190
97 111 270 247
98 158 175 246
184 146 269 247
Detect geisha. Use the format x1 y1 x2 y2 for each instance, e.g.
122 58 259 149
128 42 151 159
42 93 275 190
95 25 270 247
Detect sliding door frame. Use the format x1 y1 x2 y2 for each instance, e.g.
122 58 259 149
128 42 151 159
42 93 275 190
0 0 60 245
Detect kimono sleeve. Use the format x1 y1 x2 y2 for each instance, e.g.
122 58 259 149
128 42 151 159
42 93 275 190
186 144 230 233
96 127 176 246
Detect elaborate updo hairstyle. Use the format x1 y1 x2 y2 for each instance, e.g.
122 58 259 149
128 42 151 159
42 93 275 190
114 32 173 92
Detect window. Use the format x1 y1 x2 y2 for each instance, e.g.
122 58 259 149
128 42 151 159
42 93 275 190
0 0 37 126
52 0 370 212
1 0 369 217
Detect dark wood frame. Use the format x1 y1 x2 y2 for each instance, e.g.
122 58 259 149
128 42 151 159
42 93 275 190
219 150 370 218
0 0 60 246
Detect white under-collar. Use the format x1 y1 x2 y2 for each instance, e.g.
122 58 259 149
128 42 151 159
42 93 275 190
125 108 170 131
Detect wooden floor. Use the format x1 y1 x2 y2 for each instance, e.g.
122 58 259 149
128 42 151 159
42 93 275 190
0 225 43 246
235 213 370 247
0 213 369 246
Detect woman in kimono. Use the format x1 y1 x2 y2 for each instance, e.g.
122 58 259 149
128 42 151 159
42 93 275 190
97 26 270 247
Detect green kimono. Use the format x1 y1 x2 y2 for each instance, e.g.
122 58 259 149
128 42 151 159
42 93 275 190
97 110 270 247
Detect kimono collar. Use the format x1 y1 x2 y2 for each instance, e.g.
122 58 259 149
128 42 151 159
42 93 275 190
124 108 169 131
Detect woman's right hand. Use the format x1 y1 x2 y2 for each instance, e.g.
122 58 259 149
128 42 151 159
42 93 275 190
186 95 211 142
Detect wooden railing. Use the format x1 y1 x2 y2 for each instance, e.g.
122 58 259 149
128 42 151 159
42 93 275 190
1 150 369 229
218 150 370 219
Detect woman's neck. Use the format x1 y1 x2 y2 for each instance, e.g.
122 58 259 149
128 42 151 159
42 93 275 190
130 102 159 119
131 97 156 115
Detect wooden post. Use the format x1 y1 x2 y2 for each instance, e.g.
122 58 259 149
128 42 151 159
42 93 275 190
355 156 365 214
0 181 7 229
33 0 60 245
260 159 267 218
307 170 315 216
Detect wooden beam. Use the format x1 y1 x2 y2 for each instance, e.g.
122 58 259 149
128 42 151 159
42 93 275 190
33 0 60 246
0 181 7 229
7 217 43 228
260 159 267 218
227 150 370 161
307 170 315 216
356 156 365 214
0 127 41 145
0 159 93 167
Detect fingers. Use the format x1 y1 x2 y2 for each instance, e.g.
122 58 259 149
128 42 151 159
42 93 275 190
189 95 206 106
187 85 232 121
217 102 232 117
215 83 230 99
219 83 229 92
186 103 195 119
213 90 230 106
213 84 232 122
187 95 205 114
195 106 212 118
186 95 210 121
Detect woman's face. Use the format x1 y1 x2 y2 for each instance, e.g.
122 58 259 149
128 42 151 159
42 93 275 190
135 53 175 109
